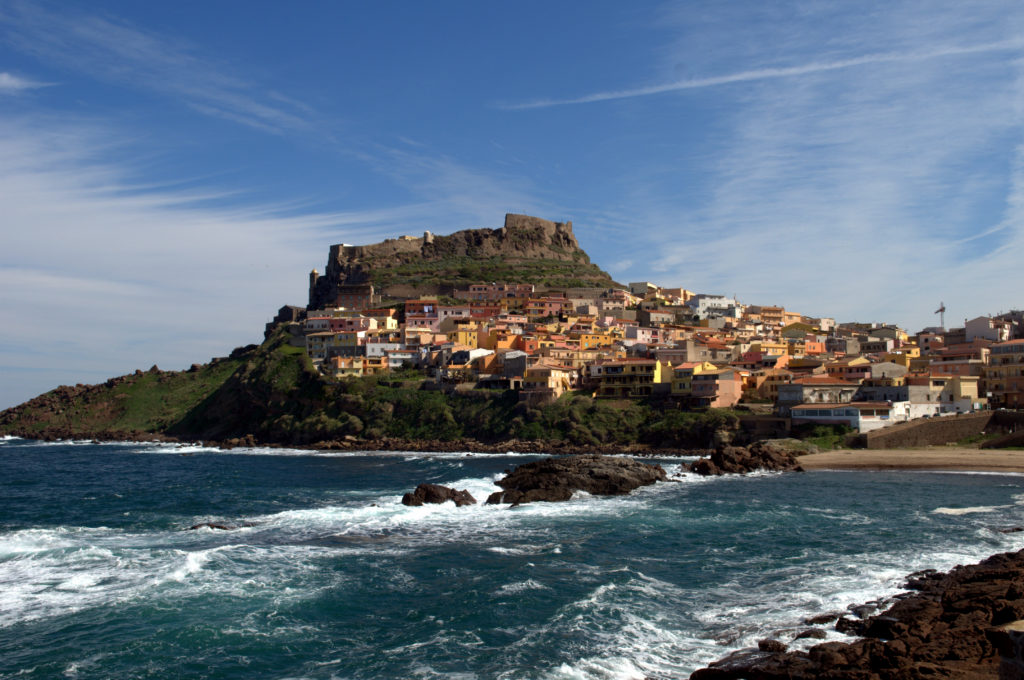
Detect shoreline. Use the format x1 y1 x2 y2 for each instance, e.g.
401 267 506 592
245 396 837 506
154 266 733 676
9 429 1024 473
798 447 1024 473
0 429 709 457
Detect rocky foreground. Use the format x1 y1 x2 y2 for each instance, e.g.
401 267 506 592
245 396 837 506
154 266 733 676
691 549 1024 679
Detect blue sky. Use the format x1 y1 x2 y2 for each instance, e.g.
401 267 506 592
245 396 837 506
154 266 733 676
2 0 1023 408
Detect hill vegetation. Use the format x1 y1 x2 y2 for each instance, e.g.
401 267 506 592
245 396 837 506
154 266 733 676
0 329 742 451
369 253 612 293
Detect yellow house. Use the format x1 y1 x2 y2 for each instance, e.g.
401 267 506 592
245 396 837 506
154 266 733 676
671 361 717 396
882 345 921 367
597 359 672 398
448 327 482 348
750 340 788 356
325 356 389 379
364 311 399 330
575 332 615 349
756 368 795 400
523 361 577 399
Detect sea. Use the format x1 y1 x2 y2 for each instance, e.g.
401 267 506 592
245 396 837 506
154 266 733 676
3 436 1024 679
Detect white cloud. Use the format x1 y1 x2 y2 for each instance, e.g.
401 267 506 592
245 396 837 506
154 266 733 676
0 112 559 409
502 39 1024 110
0 117 412 409
543 2 1024 331
0 71 50 92
0 2 313 133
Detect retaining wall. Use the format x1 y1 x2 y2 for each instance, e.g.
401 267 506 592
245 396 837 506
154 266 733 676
863 412 994 449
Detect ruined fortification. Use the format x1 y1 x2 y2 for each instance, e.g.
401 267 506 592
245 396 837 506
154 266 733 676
308 214 611 308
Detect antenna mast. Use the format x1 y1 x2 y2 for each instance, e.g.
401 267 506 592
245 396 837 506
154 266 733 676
935 302 946 330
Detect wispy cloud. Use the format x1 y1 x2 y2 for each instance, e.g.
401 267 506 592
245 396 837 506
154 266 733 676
0 116 408 408
0 1 313 133
503 38 1024 110
0 71 50 93
560 2 1024 331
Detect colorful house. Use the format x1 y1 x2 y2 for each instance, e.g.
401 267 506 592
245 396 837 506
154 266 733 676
596 359 671 398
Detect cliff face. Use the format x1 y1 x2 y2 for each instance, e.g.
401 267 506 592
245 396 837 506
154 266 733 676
309 214 613 308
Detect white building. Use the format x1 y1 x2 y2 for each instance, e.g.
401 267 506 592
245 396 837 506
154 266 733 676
790 401 911 432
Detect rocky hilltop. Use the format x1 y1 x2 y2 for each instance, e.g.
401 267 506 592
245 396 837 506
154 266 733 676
309 213 616 306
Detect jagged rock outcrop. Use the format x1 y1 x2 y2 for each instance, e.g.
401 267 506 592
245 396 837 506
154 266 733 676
308 213 615 307
485 454 666 505
401 483 477 507
690 441 805 476
691 549 1024 680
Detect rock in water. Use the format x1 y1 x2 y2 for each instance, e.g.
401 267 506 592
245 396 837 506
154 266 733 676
485 454 666 505
401 483 477 507
690 441 803 476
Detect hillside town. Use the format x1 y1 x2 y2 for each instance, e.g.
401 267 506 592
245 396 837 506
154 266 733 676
267 279 1024 435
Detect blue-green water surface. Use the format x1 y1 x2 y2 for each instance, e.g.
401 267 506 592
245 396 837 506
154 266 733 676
3 437 1024 679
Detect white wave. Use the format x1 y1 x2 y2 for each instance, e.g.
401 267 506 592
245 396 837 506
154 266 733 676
143 443 227 455
0 523 345 629
517 520 1024 680
487 545 558 556
494 579 552 596
542 656 648 680
933 505 1009 515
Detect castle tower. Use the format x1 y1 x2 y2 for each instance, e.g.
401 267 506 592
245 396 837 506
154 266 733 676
309 269 320 309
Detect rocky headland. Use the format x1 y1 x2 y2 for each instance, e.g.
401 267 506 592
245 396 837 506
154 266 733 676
691 549 1024 679
309 213 617 305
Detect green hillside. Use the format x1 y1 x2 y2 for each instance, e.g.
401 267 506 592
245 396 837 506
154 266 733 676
371 254 616 292
0 328 741 450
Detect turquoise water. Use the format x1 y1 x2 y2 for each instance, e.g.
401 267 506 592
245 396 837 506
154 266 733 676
3 436 1024 679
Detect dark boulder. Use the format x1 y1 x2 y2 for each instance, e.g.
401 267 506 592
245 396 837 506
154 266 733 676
485 454 666 505
401 483 476 507
758 639 787 653
795 628 827 640
187 521 255 531
690 441 803 476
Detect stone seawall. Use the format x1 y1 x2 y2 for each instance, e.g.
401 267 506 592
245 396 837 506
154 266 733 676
861 410 1024 449
982 410 1024 448
863 412 993 449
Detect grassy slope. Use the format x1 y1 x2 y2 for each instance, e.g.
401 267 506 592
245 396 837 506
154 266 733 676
370 255 616 291
0 358 243 438
1 327 745 448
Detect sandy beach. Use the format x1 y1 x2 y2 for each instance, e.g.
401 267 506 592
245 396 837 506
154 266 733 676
798 447 1024 473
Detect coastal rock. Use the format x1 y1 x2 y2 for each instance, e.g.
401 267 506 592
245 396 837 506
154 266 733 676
795 628 827 640
401 483 476 507
484 454 666 505
187 521 255 531
689 441 804 476
758 639 787 653
690 549 1024 679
